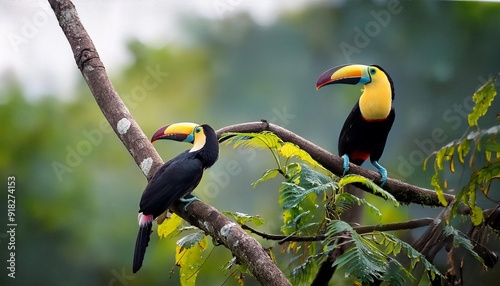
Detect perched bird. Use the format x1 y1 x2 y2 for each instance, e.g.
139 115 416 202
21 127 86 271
133 122 219 273
316 64 395 186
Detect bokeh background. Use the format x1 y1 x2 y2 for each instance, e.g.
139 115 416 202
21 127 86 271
1 0 499 285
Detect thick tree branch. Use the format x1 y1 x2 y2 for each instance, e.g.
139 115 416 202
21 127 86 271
48 1 290 285
216 121 455 207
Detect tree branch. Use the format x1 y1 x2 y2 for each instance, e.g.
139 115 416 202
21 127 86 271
241 217 435 243
48 1 290 285
216 121 455 207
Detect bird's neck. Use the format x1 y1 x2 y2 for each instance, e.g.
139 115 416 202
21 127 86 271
359 80 392 121
190 135 206 153
190 128 219 168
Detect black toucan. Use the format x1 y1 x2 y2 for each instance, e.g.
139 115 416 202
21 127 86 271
316 64 395 186
132 122 219 273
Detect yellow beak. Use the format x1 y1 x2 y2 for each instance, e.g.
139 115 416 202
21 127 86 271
151 122 199 143
316 64 371 90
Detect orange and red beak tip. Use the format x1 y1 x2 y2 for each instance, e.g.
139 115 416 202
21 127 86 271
316 68 336 90
151 126 168 143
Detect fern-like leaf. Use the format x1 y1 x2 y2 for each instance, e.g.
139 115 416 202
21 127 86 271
442 225 484 264
289 254 321 285
279 142 326 170
325 221 442 284
339 174 399 206
325 221 387 283
252 168 280 188
468 76 497 127
221 131 283 150
223 211 264 226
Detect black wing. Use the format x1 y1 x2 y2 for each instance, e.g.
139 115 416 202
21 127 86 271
139 152 204 218
370 107 395 162
338 102 363 160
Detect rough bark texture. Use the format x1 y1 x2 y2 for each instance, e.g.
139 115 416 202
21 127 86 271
48 1 291 285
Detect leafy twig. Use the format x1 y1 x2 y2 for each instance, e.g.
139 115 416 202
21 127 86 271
241 218 435 243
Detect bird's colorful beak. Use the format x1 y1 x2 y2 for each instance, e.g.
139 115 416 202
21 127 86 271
316 64 372 90
151 122 199 143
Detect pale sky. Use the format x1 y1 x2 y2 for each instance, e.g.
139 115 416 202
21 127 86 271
0 0 319 101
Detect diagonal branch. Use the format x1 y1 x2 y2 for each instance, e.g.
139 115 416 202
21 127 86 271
216 121 455 207
48 1 290 285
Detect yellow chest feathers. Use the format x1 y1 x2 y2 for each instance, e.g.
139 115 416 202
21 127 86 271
359 79 392 121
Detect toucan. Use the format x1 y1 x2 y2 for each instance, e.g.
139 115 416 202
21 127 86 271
132 122 219 273
316 64 395 186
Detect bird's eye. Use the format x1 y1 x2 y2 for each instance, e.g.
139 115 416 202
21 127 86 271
369 68 377 75
195 126 202 133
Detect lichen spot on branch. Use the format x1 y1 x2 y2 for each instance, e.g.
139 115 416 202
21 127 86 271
117 118 131 135
140 157 153 177
220 222 237 238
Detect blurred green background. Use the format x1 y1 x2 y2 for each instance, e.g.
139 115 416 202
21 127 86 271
1 1 499 285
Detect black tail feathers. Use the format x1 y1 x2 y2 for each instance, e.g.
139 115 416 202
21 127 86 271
132 221 152 273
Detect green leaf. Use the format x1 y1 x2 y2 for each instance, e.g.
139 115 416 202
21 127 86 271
484 143 500 152
289 254 320 285
176 234 207 286
442 225 484 264
452 160 500 222
221 131 282 150
457 139 471 164
252 168 280 188
222 211 264 226
325 221 442 284
335 192 381 218
468 77 497 127
379 261 410 286
470 205 484 226
377 232 441 279
279 164 325 235
339 175 399 206
430 172 448 207
279 142 325 170
158 213 183 239
177 232 206 249
435 144 455 171
325 221 387 283
279 163 334 210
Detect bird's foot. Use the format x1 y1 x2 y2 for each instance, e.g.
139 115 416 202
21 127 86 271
371 160 387 187
179 195 200 211
341 154 350 176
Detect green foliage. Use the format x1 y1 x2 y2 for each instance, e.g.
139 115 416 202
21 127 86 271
468 77 498 127
176 233 207 286
442 225 484 264
223 211 264 226
323 221 442 285
222 131 420 284
338 175 399 206
221 132 326 172
289 254 321 285
158 213 184 239
425 74 499 224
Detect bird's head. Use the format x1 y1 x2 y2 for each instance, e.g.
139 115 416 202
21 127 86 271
316 64 384 89
315 64 394 120
151 122 206 152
